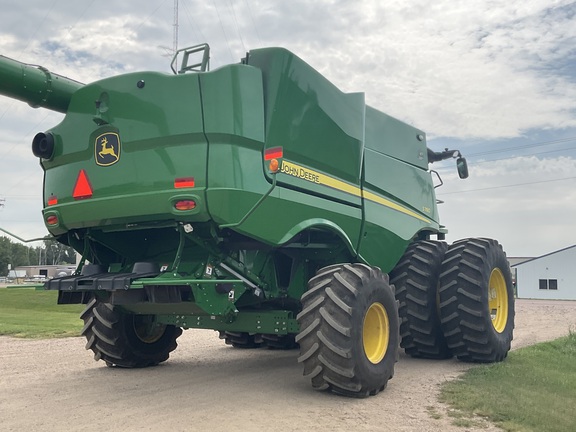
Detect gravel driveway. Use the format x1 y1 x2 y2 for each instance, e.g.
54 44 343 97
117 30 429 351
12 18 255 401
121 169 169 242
1 299 575 432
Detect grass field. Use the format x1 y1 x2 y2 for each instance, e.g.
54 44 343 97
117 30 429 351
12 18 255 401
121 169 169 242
0 288 84 338
440 332 576 432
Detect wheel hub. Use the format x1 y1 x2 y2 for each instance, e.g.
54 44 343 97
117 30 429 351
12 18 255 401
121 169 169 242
133 315 166 343
488 268 508 333
362 302 389 364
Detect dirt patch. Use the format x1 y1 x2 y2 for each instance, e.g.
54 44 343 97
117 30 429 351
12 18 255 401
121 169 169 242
1 299 574 432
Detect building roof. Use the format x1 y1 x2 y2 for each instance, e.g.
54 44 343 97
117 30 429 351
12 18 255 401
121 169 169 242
511 244 576 267
508 257 534 266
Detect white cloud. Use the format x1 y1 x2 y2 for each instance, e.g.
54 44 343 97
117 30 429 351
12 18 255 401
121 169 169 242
0 0 575 257
437 156 576 255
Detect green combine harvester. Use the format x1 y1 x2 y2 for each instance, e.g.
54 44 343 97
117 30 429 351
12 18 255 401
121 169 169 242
0 44 514 397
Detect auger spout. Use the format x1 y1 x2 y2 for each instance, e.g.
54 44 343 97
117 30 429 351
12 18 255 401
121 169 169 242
0 55 83 113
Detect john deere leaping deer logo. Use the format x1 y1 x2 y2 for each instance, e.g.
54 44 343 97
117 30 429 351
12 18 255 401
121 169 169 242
95 132 121 166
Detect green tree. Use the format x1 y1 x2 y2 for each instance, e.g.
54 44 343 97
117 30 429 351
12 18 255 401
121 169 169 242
0 236 11 276
0 236 34 275
43 240 76 265
11 242 31 267
0 236 76 273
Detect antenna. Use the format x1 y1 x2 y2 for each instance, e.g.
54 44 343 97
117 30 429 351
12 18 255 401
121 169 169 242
173 0 179 55
159 0 179 57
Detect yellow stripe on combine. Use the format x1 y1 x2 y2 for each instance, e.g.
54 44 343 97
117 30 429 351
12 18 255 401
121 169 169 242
279 160 431 224
362 190 431 223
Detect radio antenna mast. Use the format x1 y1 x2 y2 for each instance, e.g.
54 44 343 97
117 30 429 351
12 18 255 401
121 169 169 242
159 0 179 57
173 0 179 54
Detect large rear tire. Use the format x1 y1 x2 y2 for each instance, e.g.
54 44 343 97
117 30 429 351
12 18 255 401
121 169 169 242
296 264 399 397
439 238 515 362
390 240 452 359
80 297 182 367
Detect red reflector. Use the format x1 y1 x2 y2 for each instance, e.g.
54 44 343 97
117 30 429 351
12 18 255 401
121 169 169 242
73 169 93 200
46 215 59 226
264 146 283 161
47 195 58 206
174 200 196 211
174 177 195 189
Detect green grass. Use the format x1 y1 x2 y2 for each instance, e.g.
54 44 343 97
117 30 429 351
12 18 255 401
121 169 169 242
0 288 84 338
440 332 576 432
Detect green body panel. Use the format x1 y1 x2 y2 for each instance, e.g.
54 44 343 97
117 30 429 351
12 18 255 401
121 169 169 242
364 106 429 170
43 72 210 234
248 48 364 198
1 47 444 334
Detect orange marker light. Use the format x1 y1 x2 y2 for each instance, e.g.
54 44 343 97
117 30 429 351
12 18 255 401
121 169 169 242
47 195 58 206
269 158 279 173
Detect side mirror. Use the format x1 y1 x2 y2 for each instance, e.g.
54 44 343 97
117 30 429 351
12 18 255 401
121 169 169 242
457 157 469 179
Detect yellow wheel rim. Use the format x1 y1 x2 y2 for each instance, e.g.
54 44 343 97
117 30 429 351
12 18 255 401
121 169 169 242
489 268 508 333
133 315 166 343
363 302 389 364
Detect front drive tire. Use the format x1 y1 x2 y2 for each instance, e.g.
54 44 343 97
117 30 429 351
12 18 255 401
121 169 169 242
296 264 399 397
81 296 182 367
219 331 264 348
439 238 515 362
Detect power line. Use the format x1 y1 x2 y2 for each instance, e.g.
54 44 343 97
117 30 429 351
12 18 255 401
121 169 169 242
180 1 207 43
20 0 59 54
438 176 576 195
468 146 576 166
243 0 262 45
212 0 235 62
431 146 576 174
463 136 576 158
134 0 172 34
227 0 246 53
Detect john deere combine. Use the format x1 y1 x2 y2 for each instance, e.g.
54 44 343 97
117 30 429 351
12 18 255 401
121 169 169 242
0 44 514 397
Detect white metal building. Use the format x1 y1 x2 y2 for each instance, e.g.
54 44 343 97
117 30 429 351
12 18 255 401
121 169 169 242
512 245 576 300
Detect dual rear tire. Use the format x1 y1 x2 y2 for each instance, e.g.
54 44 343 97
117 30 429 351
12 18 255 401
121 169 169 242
439 238 515 362
391 237 514 363
390 240 451 359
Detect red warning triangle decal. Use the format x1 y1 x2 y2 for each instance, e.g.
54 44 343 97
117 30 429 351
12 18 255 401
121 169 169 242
73 169 93 200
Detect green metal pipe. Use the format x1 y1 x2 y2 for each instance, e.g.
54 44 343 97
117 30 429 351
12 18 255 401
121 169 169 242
0 55 83 113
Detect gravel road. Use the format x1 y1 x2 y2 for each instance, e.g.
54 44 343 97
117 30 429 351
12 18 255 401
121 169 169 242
1 299 575 432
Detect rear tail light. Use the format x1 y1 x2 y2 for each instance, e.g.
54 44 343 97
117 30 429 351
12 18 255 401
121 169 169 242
174 177 195 189
174 200 196 211
264 146 283 160
46 215 59 226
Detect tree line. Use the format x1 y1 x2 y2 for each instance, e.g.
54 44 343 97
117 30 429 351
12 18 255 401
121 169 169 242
0 236 76 276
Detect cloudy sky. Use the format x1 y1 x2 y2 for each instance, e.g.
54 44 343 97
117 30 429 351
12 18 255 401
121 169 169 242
0 0 575 257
